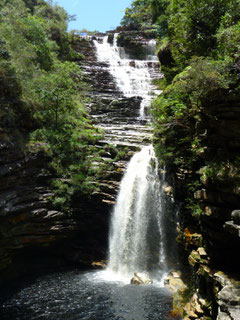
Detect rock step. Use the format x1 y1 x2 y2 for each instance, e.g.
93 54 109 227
75 33 160 204
102 136 151 143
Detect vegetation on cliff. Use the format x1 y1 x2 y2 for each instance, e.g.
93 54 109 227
122 0 240 215
0 0 103 211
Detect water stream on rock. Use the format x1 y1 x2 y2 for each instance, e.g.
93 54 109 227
94 34 160 118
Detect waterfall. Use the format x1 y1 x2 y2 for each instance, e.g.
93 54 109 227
93 34 159 118
91 32 175 284
107 146 168 282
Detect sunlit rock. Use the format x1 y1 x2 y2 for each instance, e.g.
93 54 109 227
231 210 240 224
164 271 186 293
130 272 153 285
91 261 106 269
163 185 173 196
184 293 205 319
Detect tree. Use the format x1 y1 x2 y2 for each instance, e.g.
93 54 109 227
168 0 232 59
33 61 81 129
121 0 170 34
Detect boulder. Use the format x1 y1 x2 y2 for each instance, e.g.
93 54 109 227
130 272 153 285
91 261 106 269
184 293 205 319
164 272 186 293
217 285 240 320
231 210 240 224
163 185 173 197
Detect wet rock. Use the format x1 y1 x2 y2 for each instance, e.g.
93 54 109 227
164 271 186 292
129 60 135 67
181 227 203 248
197 247 207 257
130 272 153 285
188 250 210 267
217 310 232 320
77 32 159 206
224 221 240 237
194 189 208 201
184 293 206 319
0 133 111 284
157 41 174 66
163 185 173 196
231 210 240 224
217 285 240 320
214 271 231 287
91 261 106 269
116 32 155 60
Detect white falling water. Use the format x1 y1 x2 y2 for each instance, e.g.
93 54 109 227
91 33 172 284
93 34 159 118
107 146 167 282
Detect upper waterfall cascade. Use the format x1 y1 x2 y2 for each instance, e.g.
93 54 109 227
94 34 161 118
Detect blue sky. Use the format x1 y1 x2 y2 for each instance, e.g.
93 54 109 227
55 0 133 32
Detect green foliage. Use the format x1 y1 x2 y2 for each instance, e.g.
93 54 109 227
152 56 232 218
152 57 228 165
71 28 100 36
34 0 71 59
114 149 128 161
31 117 104 210
122 0 240 83
22 15 53 70
152 77 168 90
186 200 203 218
0 0 38 77
169 0 229 58
121 0 152 29
32 61 82 128
216 21 240 84
152 0 240 82
150 0 240 221
0 0 105 213
200 159 240 185
0 59 22 127
121 0 170 36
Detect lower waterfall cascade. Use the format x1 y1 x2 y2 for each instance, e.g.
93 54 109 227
107 145 169 283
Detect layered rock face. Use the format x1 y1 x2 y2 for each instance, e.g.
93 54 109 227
0 129 111 283
0 31 161 284
0 131 69 278
174 94 240 319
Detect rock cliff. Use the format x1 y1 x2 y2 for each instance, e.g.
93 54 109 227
0 127 113 283
0 30 159 285
172 93 240 319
